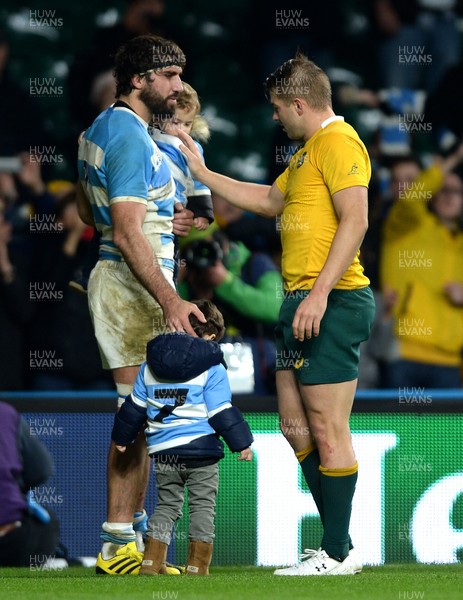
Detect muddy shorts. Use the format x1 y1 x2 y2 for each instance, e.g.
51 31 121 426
87 260 174 370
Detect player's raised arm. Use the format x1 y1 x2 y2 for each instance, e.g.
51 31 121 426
178 129 284 217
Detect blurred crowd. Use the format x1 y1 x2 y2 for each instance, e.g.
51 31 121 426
1 0 463 392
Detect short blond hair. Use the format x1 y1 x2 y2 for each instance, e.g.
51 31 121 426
264 51 332 110
177 82 210 143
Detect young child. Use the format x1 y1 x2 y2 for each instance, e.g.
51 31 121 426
151 82 214 232
111 299 253 576
150 82 214 283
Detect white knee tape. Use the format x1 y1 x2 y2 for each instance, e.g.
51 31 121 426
116 383 134 408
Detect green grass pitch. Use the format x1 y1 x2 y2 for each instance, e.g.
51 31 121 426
0 564 461 600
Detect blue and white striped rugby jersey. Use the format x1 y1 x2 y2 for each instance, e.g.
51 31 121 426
131 361 231 455
149 128 211 207
77 103 176 265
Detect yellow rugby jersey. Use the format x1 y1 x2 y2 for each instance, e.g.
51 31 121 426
276 117 371 290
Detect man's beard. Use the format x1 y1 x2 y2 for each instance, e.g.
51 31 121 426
140 86 176 118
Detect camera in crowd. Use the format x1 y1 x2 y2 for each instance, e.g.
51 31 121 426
184 239 224 270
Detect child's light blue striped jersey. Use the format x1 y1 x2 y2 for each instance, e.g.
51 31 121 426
149 128 211 207
131 361 231 455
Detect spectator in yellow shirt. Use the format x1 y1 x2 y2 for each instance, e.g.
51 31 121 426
380 146 463 388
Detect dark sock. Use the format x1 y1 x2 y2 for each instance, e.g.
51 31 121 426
298 447 354 551
319 463 358 562
298 445 324 523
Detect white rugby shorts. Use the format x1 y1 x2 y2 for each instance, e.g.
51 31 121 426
88 260 174 369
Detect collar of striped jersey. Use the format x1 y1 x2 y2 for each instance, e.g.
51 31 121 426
113 100 136 113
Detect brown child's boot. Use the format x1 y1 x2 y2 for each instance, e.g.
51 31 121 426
185 540 213 575
139 537 168 575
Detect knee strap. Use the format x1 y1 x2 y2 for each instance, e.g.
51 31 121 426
116 383 134 408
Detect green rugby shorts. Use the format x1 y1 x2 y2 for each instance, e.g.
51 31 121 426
274 287 376 384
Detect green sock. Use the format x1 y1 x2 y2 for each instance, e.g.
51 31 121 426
298 446 325 523
298 448 354 551
319 463 358 562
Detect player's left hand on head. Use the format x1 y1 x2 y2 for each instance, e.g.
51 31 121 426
164 297 207 337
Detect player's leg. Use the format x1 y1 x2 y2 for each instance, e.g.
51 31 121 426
96 365 148 573
110 368 146 520
275 379 359 576
276 369 312 452
299 379 358 563
274 288 374 576
90 257 178 571
276 369 325 523
89 261 155 571
275 296 326 526
185 464 219 575
105 366 149 528
296 287 374 563
295 287 375 567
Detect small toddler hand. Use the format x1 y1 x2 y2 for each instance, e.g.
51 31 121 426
194 216 210 231
238 448 252 461
173 203 194 237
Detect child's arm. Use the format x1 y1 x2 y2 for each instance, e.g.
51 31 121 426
187 194 214 225
204 365 254 456
112 395 147 451
208 404 254 454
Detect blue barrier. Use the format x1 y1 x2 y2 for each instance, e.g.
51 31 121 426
1 388 463 400
1 389 462 562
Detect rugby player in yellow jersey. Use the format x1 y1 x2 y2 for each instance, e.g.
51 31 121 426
178 52 375 576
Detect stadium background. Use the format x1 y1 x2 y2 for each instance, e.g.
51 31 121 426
1 0 463 568
0 0 402 183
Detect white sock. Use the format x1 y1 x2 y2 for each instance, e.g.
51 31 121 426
101 521 136 559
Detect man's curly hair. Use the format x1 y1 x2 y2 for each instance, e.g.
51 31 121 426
113 34 186 97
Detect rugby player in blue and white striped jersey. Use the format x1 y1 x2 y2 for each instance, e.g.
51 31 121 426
77 34 205 575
